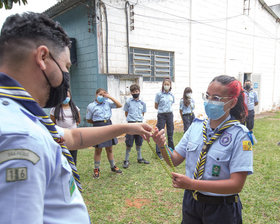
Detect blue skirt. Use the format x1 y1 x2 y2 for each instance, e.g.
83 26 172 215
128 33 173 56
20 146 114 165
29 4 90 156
92 120 118 148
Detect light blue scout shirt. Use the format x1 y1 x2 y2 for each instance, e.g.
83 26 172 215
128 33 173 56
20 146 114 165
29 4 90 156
180 98 195 115
155 91 175 113
245 89 258 111
86 98 117 121
123 98 146 122
0 98 90 224
175 116 253 197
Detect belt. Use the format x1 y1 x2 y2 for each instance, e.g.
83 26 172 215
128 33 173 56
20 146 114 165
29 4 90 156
183 113 193 116
128 121 142 123
192 191 239 204
92 119 111 123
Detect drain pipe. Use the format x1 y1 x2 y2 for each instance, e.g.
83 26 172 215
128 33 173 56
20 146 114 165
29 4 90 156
125 1 130 75
99 1 109 73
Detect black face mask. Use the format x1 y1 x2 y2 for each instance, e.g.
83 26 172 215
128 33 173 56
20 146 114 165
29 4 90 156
132 93 139 99
43 54 70 108
245 84 251 90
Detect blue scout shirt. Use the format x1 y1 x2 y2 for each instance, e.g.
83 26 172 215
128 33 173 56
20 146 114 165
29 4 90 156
175 116 253 197
245 89 258 111
86 98 117 121
180 98 195 115
155 91 175 113
123 98 146 122
0 98 90 224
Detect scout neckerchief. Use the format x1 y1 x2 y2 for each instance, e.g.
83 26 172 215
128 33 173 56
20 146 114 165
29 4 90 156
0 73 82 192
192 118 239 199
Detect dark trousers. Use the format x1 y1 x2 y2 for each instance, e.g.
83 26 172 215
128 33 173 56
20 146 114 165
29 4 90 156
182 113 195 133
182 190 242 224
245 110 255 131
156 112 174 155
70 150 78 165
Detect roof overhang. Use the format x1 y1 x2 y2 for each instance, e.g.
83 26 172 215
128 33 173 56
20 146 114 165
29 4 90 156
44 0 86 18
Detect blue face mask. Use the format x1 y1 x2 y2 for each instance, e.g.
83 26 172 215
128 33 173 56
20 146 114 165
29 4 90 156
62 97 70 105
97 95 104 103
204 100 231 120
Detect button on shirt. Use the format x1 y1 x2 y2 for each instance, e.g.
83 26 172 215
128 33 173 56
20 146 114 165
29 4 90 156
180 98 195 115
0 98 90 224
124 98 146 122
175 116 253 197
155 91 175 113
86 99 116 121
245 89 258 111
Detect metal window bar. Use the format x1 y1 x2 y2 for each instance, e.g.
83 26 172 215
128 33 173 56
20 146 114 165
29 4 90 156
130 48 174 81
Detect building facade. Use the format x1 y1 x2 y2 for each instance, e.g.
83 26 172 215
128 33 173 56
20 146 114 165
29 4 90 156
45 0 280 126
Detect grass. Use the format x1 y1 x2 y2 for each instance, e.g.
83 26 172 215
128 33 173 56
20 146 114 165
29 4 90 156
77 112 280 223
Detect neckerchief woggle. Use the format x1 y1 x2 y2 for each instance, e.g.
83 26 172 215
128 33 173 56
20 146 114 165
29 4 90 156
0 73 82 192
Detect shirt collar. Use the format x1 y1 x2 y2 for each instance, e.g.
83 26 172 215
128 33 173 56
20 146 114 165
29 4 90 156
206 115 231 133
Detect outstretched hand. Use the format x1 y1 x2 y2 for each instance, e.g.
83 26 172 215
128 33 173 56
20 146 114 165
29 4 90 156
126 123 153 141
152 127 166 148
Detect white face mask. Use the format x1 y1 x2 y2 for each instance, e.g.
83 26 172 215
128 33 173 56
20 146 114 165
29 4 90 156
186 93 192 98
164 85 170 91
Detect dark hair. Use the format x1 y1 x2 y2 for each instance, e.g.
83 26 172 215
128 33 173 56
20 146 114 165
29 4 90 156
0 12 70 63
183 87 192 107
211 75 248 122
161 77 172 92
54 91 79 123
96 88 106 95
130 84 140 92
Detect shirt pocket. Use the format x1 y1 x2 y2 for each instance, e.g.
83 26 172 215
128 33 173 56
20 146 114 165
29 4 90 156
207 150 231 178
61 156 73 203
137 104 144 114
185 142 200 170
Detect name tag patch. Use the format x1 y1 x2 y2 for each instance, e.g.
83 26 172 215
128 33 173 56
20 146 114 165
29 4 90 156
0 149 40 165
6 167 27 182
242 141 252 151
212 165 221 177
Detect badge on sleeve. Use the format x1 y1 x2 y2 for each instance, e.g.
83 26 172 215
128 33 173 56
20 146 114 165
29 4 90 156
69 175 76 197
6 167 27 182
212 165 221 177
242 141 252 151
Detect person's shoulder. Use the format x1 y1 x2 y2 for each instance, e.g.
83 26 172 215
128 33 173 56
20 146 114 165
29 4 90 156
191 117 205 126
126 98 133 103
232 122 249 133
0 98 27 126
137 98 145 104
0 98 59 152
88 101 97 108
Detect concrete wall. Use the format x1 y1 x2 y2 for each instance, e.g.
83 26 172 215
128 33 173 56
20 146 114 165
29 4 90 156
98 0 280 124
53 3 107 127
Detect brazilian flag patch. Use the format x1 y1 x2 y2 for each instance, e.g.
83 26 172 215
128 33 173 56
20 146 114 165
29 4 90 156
242 140 252 151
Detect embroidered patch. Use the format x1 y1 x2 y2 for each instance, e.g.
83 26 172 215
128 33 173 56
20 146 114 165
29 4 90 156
69 176 76 197
243 141 252 151
0 149 40 165
219 131 232 146
212 165 221 177
6 167 27 182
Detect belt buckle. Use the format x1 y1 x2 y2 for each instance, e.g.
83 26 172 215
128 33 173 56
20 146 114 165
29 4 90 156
234 195 238 203
104 120 107 123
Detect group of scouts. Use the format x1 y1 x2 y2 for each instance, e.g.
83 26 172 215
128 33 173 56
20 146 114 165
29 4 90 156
84 78 195 178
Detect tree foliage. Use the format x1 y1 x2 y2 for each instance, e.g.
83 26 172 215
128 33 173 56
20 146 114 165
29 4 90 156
0 0 28 9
